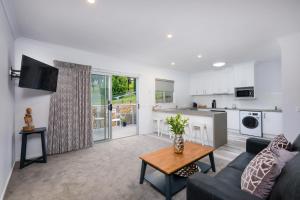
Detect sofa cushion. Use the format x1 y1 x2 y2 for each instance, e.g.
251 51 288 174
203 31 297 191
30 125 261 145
215 166 243 188
227 152 255 171
292 134 300 151
268 153 300 200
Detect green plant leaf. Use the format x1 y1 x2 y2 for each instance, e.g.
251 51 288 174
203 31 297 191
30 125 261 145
166 113 189 135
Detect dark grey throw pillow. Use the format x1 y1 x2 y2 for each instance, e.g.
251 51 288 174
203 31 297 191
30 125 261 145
292 134 300 151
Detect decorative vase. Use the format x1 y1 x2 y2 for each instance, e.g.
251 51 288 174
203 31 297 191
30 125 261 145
174 134 184 154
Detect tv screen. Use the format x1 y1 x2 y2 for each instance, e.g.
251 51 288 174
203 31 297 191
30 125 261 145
19 55 59 92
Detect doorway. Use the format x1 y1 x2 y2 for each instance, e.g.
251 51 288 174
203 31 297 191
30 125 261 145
91 73 139 142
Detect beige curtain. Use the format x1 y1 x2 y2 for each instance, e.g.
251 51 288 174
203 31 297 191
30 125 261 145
47 60 93 155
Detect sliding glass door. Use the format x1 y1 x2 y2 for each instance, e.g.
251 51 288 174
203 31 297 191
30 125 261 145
111 75 137 139
91 74 111 141
91 73 138 142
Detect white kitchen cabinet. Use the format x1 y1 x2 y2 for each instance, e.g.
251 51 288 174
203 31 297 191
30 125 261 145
262 112 283 136
233 62 254 87
189 63 252 96
189 77 198 95
226 110 240 131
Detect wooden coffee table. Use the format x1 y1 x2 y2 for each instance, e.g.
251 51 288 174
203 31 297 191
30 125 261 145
139 142 215 200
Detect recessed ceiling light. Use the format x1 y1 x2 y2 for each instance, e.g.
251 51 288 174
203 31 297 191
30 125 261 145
167 34 173 39
212 62 226 68
87 0 95 4
197 54 203 58
171 62 176 66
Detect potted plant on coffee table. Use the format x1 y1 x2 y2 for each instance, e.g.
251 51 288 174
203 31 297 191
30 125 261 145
166 113 189 154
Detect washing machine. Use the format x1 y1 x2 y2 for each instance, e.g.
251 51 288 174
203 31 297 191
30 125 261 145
240 111 262 137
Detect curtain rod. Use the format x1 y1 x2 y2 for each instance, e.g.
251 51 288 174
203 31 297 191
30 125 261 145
92 67 140 78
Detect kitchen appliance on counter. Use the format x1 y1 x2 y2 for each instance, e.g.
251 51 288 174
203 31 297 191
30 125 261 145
240 111 262 137
193 102 197 108
212 99 216 108
235 87 255 99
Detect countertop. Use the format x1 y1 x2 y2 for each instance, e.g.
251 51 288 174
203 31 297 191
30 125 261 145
197 107 282 113
153 108 226 117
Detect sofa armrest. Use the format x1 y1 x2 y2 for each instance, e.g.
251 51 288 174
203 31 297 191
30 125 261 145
246 137 270 155
187 173 262 200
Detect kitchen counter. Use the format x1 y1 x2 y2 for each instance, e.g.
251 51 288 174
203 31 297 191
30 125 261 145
197 107 282 113
153 108 227 148
153 108 226 117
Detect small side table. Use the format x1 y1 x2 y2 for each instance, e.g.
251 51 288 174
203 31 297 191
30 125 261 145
19 127 47 169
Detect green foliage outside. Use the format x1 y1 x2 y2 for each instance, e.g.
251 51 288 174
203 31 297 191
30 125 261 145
166 114 189 135
91 75 136 105
112 76 128 96
112 76 136 104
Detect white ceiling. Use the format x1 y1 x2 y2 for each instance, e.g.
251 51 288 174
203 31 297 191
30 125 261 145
6 0 300 72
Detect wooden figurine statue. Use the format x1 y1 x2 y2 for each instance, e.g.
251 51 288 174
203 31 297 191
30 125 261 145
23 108 35 131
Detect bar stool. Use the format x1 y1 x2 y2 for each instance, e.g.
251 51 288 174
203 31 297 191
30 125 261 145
191 122 209 145
153 118 163 136
161 121 172 138
183 123 192 141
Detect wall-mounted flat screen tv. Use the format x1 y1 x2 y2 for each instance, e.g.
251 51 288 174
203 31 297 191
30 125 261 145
19 55 59 92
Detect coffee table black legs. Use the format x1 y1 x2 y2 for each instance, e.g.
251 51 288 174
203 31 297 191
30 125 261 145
139 160 147 184
165 174 171 200
209 152 216 172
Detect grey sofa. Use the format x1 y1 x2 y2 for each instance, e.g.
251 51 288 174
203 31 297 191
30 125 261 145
186 135 300 200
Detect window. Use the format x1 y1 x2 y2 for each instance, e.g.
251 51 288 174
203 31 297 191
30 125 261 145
155 79 174 103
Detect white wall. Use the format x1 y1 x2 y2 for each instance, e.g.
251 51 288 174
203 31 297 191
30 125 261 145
0 2 15 199
192 60 282 110
14 37 192 160
278 33 300 141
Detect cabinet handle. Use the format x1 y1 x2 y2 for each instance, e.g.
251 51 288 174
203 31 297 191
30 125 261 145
263 113 266 119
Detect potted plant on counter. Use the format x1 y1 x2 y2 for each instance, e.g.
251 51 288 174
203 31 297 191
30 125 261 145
166 113 189 154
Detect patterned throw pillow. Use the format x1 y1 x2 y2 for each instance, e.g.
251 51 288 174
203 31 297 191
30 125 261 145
241 148 279 199
267 134 289 150
241 134 297 199
175 162 199 177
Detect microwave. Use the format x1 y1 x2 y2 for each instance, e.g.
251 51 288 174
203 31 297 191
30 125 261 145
234 87 255 99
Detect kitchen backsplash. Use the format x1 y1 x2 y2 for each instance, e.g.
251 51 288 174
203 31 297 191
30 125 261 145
192 92 282 110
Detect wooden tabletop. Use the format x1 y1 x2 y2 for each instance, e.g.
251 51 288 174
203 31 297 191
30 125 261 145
139 142 215 175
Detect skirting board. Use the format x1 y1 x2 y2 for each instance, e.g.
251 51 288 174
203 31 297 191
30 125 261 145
0 161 15 200
14 153 43 162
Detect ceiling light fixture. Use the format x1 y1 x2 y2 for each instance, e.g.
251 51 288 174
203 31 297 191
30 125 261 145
171 62 176 66
212 62 226 68
87 0 95 4
197 54 203 59
167 34 173 39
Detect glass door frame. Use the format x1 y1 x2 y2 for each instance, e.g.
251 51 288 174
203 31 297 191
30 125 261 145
92 69 140 141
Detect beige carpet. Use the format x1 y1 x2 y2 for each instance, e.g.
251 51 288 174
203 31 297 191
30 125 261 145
4 135 243 200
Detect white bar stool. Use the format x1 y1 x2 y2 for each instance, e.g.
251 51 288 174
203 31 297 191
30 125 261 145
161 121 172 138
191 122 209 145
153 118 163 136
183 123 192 141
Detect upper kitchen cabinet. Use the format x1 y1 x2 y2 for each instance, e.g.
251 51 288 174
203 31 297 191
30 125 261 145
190 62 254 96
190 71 213 95
233 62 255 88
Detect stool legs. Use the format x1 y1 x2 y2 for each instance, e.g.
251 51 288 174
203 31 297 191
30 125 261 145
202 125 209 145
157 120 160 136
